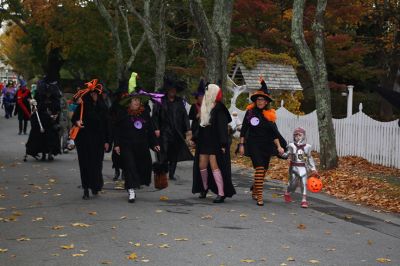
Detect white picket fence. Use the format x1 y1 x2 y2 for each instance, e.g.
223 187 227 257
275 103 400 169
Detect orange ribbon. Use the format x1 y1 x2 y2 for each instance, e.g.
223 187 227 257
73 79 103 100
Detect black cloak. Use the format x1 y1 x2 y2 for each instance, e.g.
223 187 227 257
192 102 236 197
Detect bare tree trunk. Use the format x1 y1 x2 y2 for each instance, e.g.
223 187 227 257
189 0 234 91
292 0 338 169
125 0 167 89
212 0 234 90
380 22 400 120
95 0 145 87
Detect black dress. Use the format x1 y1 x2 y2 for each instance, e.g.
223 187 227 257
192 102 236 197
240 107 285 168
113 107 157 189
72 95 110 192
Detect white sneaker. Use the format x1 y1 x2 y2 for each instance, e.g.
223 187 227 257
67 139 75 150
128 189 135 203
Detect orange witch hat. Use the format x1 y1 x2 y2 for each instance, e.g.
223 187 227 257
73 79 103 99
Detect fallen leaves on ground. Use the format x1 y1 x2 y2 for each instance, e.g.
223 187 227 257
376 258 391 263
297 224 306 230
71 222 91 228
60 244 74 250
0 248 8 253
174 238 189 241
72 253 84 257
159 196 169 201
309 259 320 264
158 244 170 248
88 211 97 216
16 237 30 242
52 225 64 230
240 259 256 263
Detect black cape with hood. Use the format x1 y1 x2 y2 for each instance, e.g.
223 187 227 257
192 102 236 197
25 80 61 158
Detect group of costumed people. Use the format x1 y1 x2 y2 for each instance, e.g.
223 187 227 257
58 73 320 207
1 78 63 162
0 77 65 162
1 80 33 134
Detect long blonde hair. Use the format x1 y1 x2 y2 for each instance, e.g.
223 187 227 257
200 84 220 127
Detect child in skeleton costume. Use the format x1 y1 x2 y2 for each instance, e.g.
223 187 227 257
282 127 318 208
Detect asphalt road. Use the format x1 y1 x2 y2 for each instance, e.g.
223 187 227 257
0 115 399 266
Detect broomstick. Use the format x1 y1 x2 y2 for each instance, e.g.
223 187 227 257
31 100 44 133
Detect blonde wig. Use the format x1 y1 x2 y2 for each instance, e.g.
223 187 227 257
200 84 221 127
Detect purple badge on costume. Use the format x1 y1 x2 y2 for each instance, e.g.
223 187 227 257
250 117 260 126
134 120 143 129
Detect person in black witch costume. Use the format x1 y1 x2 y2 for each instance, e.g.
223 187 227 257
192 84 236 203
71 80 111 199
152 74 193 180
109 82 128 181
113 93 160 203
238 77 285 206
188 79 205 143
25 78 62 161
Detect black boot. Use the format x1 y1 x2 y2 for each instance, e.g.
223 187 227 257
168 161 177 180
48 154 54 161
199 189 208 199
18 120 22 135
113 168 120 181
23 120 28 134
40 153 46 161
91 189 98 196
82 189 89 200
213 195 225 203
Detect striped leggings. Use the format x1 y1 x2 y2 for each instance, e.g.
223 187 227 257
252 166 266 202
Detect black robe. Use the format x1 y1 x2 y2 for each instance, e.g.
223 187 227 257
113 107 157 188
152 96 193 162
72 95 110 191
192 102 236 197
25 81 61 158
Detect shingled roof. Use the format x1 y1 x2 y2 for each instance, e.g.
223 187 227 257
230 60 302 91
